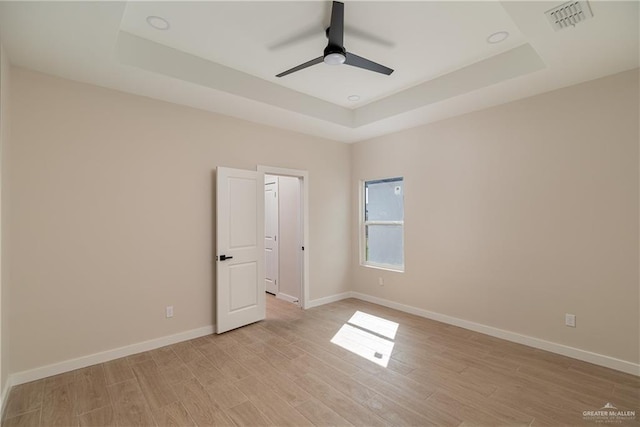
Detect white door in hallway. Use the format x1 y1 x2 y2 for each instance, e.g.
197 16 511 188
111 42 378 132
216 167 265 333
264 177 279 295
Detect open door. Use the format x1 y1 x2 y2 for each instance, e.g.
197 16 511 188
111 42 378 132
216 167 265 333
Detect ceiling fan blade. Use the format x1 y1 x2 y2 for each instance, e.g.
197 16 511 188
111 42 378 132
268 25 324 51
344 25 395 48
327 1 344 47
344 52 394 75
276 56 324 78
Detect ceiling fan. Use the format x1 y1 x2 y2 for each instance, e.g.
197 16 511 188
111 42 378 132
275 1 394 78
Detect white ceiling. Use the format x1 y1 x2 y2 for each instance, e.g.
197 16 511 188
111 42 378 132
0 1 638 143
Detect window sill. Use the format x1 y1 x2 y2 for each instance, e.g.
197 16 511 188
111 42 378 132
360 263 404 273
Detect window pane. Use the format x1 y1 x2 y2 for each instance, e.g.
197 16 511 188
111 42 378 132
366 225 403 266
365 179 403 221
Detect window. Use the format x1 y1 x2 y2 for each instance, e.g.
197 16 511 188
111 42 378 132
362 177 404 271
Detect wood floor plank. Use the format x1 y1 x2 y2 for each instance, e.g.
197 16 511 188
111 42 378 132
293 398 355 427
234 376 313 426
291 339 364 376
440 348 522 373
223 346 282 378
103 357 134 385
43 372 76 393
223 401 270 427
569 361 640 387
517 363 616 398
410 366 497 400
40 383 76 426
612 383 640 409
207 331 240 349
197 343 252 381
184 356 227 386
149 346 181 370
361 393 435 426
236 376 312 426
77 406 115 427
188 335 214 349
170 342 201 364
256 371 313 406
107 379 156 427
172 378 232 426
151 401 196 427
489 386 592 425
352 365 435 398
4 381 44 420
73 365 110 415
130 360 178 409
305 361 376 405
126 352 153 366
2 409 41 427
203 380 248 410
446 389 535 426
160 362 194 385
391 349 468 373
426 392 515 426
258 319 304 343
349 370 459 424
218 342 263 365
246 341 300 377
294 373 388 427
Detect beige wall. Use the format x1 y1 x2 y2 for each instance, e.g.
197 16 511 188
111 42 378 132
352 69 640 364
8 68 351 373
0 42 10 395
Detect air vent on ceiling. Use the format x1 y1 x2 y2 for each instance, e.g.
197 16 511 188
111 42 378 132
545 1 593 31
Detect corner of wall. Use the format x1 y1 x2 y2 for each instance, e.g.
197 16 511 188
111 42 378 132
0 41 12 414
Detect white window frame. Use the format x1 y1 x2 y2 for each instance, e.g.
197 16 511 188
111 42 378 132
360 177 405 272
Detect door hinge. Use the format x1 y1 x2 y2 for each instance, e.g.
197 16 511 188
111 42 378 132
274 235 277 242
301 246 304 251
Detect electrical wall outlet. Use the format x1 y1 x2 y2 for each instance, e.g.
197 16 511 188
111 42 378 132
565 313 576 327
166 306 174 318
378 277 384 286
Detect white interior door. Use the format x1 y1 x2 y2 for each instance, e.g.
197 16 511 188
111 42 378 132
264 177 279 295
216 167 265 334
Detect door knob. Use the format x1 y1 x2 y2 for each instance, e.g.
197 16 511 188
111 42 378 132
219 255 233 261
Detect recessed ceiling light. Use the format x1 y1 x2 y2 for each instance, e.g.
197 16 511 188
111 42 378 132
347 95 361 102
146 16 170 31
487 31 509 44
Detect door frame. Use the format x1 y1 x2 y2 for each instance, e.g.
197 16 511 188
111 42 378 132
257 165 309 309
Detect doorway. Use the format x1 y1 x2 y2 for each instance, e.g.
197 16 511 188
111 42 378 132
258 166 309 309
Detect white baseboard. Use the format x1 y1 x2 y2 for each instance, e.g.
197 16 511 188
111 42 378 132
350 292 639 376
8 325 215 387
306 292 352 309
276 293 299 304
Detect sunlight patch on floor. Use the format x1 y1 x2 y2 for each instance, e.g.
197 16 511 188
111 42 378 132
347 311 399 340
330 311 398 367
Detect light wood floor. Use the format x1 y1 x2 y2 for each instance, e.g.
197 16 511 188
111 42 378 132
3 296 639 426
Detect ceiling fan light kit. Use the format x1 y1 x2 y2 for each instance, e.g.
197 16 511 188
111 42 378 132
324 52 346 65
276 1 394 78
